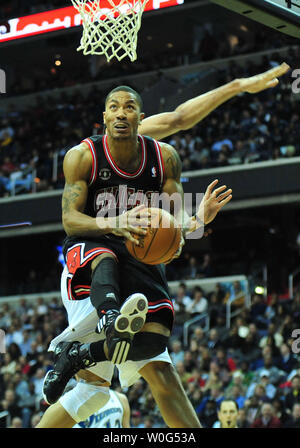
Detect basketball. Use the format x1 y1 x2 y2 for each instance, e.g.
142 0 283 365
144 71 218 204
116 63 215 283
125 207 181 265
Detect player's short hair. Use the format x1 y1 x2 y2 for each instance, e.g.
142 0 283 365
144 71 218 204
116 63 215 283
218 399 239 412
105 85 143 110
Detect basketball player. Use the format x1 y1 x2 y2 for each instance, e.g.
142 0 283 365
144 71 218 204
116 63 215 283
73 389 130 428
39 62 290 429
213 400 239 428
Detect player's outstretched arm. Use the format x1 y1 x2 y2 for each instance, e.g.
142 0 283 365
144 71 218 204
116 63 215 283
62 143 111 237
139 62 290 141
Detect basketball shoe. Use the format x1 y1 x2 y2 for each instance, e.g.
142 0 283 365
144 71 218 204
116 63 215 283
96 293 148 363
43 293 148 405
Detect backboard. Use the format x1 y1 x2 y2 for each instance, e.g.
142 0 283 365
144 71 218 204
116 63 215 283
210 0 300 38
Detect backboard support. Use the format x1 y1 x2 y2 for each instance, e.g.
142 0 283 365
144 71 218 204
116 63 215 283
210 0 300 38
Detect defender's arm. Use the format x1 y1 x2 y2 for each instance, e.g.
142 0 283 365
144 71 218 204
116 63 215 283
139 63 290 140
160 143 232 238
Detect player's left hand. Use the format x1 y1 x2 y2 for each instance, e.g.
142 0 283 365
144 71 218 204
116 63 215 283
239 62 290 94
197 179 232 225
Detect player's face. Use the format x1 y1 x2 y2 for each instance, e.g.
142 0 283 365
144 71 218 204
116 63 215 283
218 402 238 428
103 91 144 140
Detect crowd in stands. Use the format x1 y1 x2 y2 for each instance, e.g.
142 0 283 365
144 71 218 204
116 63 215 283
0 46 299 198
1 280 300 428
4 26 296 99
0 0 68 20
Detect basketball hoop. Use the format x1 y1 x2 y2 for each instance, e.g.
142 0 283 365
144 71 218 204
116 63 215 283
71 0 150 62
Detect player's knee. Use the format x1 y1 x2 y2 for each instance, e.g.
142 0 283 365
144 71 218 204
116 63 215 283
91 253 115 273
128 332 169 361
59 382 110 423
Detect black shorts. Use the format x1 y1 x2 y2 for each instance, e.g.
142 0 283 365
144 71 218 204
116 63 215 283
63 235 174 331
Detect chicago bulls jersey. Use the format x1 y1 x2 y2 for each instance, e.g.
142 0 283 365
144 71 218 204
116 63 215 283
82 134 165 218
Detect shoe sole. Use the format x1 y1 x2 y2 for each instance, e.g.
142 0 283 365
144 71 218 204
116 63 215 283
115 293 148 334
111 293 148 364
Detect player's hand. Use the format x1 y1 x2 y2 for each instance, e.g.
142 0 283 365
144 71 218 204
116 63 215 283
239 62 290 94
197 179 232 225
109 205 150 245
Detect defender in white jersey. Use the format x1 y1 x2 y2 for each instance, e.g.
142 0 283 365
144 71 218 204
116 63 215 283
73 390 130 428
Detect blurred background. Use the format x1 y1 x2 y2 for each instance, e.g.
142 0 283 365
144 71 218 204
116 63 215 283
0 0 300 429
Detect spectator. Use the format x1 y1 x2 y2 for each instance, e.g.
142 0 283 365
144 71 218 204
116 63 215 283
284 403 300 428
191 326 207 346
18 382 38 428
172 284 192 336
259 323 284 351
222 324 244 352
255 353 286 384
237 408 250 428
276 343 298 373
186 287 208 316
285 375 300 411
250 294 267 326
36 298 48 316
183 256 200 280
0 390 22 422
173 283 192 309
198 253 213 278
229 385 246 409
272 398 290 426
246 370 277 400
200 399 218 428
0 353 17 376
169 340 184 367
176 361 192 388
31 413 42 428
131 410 144 428
225 372 247 403
251 403 282 428
213 399 239 428
244 396 260 425
240 332 261 364
206 328 222 351
32 368 46 399
9 417 23 428
19 331 33 356
248 323 261 346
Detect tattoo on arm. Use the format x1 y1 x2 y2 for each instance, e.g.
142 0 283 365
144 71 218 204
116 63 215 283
166 148 182 180
62 183 84 214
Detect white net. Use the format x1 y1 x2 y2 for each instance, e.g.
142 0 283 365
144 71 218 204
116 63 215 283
71 0 150 62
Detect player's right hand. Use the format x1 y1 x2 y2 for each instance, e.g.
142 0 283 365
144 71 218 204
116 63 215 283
239 62 290 94
109 205 151 245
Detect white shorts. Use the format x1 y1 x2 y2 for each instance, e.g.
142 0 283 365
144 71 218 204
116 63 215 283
48 266 172 388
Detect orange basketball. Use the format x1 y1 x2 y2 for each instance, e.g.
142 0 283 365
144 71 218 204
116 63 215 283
125 207 181 265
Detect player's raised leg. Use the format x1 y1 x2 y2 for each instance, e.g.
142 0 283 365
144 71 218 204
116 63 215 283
39 371 111 428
